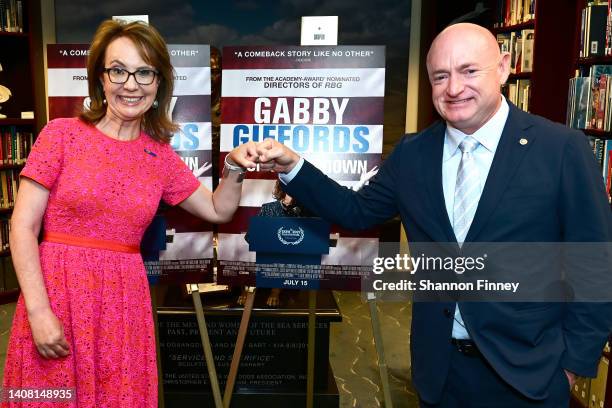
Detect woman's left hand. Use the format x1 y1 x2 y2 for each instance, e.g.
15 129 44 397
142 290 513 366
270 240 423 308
227 141 259 169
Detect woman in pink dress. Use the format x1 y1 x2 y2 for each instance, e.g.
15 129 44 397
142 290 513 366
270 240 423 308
2 20 256 407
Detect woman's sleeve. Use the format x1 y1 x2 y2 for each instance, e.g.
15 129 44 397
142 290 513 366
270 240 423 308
161 145 201 206
20 119 66 190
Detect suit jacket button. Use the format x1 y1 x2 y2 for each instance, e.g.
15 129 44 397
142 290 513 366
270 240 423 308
444 308 452 318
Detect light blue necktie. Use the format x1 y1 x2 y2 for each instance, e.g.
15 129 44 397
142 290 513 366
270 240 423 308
452 136 480 339
453 136 480 244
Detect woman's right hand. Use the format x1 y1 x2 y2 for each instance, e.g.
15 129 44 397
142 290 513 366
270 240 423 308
27 308 70 359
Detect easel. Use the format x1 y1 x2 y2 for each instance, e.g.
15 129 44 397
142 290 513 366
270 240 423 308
306 289 318 408
222 284 320 408
188 283 224 408
220 262 394 408
223 286 256 407
367 292 393 408
150 286 165 408
223 217 330 408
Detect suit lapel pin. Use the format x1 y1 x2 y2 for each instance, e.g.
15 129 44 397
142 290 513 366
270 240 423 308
519 138 528 146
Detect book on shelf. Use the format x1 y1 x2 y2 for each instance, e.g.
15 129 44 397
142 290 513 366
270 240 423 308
495 0 535 27
585 138 612 204
510 31 522 73
525 0 535 21
521 29 534 72
503 79 530 112
588 136 607 167
16 0 21 32
0 217 9 251
605 79 612 131
517 79 529 110
580 2 610 57
0 125 33 164
566 69 612 132
566 76 591 129
1 171 8 209
0 168 19 209
497 30 533 74
588 66 612 129
603 141 612 204
606 2 612 55
596 74 608 129
0 0 23 33
0 0 5 32
497 32 511 53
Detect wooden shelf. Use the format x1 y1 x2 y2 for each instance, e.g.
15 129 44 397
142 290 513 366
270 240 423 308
0 31 28 38
0 118 35 126
491 1 576 124
493 20 535 33
0 163 25 170
508 72 532 80
0 288 19 305
581 128 612 139
576 55 612 66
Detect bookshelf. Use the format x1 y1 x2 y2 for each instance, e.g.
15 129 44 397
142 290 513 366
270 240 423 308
494 19 535 32
567 1 612 406
493 2 611 407
0 0 37 304
493 20 534 112
566 0 612 218
493 0 577 123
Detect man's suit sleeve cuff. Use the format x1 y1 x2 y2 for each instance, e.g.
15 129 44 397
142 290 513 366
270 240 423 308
561 353 600 378
278 157 305 185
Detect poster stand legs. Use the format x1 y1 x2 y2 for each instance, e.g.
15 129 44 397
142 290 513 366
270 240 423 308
190 283 224 408
150 286 165 408
223 286 256 407
306 290 317 408
367 293 393 408
222 288 319 408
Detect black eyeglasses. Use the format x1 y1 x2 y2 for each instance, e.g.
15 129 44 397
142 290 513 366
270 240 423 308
103 67 158 85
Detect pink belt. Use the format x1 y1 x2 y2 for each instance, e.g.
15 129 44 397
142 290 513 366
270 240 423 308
43 231 140 254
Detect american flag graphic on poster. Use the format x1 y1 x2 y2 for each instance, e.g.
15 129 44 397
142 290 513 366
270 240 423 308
218 45 385 290
46 44 214 283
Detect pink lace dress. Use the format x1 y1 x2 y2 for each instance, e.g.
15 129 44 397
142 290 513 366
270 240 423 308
2 118 200 407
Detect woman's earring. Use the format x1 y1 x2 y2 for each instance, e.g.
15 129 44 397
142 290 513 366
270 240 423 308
152 100 159 109
102 98 107 105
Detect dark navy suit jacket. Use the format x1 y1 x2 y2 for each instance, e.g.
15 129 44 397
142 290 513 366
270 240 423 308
283 103 612 403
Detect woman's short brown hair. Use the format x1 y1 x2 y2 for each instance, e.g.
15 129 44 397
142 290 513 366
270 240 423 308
79 19 178 143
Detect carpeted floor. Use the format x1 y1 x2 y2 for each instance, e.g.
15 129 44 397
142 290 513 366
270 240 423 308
330 291 417 407
0 293 418 407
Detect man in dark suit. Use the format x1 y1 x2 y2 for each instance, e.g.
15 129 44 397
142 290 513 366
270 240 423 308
253 23 612 407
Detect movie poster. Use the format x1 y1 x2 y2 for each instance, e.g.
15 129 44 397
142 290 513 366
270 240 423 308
47 44 214 283
218 45 385 290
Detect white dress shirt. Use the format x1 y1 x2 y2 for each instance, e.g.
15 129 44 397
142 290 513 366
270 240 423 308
443 97 509 339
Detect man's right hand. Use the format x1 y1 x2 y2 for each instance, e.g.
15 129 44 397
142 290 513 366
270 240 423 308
27 307 70 359
256 139 301 174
